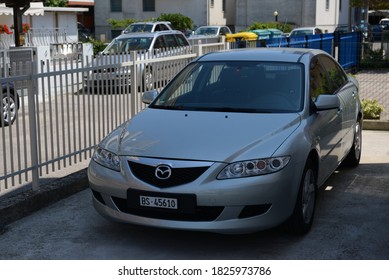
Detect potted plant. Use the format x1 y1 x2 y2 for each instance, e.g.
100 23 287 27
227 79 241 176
361 99 384 120
0 24 13 34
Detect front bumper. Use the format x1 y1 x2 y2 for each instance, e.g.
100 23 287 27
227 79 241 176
87 157 304 234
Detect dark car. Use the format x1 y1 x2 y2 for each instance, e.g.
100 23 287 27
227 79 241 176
371 25 383 42
1 82 19 126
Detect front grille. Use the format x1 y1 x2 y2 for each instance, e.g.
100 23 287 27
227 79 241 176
112 196 224 221
128 161 209 188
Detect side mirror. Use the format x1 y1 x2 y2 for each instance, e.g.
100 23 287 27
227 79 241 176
142 89 159 104
314 94 340 111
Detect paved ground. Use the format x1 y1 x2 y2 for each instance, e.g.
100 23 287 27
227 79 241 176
0 130 388 260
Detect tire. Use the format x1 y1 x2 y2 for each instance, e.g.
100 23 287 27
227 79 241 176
342 119 362 167
143 67 154 91
285 159 317 235
1 90 18 127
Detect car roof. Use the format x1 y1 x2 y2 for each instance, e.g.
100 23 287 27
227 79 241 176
195 48 322 63
291 27 317 31
116 30 183 39
197 25 227 28
131 21 171 25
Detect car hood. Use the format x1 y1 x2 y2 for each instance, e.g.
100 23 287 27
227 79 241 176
101 109 301 162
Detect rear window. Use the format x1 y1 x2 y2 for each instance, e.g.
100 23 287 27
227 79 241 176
102 37 153 54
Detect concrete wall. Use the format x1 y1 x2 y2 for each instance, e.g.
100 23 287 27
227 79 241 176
234 0 348 32
94 0 228 41
235 0 314 31
93 0 350 40
316 0 350 33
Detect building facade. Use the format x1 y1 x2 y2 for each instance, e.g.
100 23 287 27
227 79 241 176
235 0 350 33
93 0 351 41
94 0 229 41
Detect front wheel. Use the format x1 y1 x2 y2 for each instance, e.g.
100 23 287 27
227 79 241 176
285 159 317 235
143 67 154 91
342 119 362 167
1 90 18 127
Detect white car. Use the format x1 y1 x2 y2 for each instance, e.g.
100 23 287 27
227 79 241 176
122 21 173 34
84 30 190 91
289 27 323 37
191 25 232 37
188 25 232 43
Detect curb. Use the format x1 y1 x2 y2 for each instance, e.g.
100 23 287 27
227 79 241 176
363 120 389 131
0 169 88 231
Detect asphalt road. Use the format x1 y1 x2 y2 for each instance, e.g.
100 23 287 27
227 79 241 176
0 130 388 260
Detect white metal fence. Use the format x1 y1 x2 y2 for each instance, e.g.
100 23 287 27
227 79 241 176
0 44 226 194
0 29 70 50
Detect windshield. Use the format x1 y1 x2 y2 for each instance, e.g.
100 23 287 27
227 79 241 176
290 29 312 36
102 37 153 54
151 61 304 113
194 27 218 36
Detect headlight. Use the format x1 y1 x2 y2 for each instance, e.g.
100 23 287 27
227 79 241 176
92 146 121 171
217 156 290 179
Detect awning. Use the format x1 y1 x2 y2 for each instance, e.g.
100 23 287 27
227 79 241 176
0 2 44 16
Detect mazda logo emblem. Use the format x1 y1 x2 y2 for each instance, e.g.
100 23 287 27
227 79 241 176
155 165 172 180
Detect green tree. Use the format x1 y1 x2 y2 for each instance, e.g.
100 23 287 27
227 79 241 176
107 18 137 29
44 0 68 7
248 22 293 33
157 13 193 32
350 0 389 9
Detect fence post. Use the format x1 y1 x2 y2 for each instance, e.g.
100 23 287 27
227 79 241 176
130 51 137 118
27 60 40 190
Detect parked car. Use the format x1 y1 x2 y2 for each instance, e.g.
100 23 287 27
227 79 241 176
289 27 323 37
371 24 383 42
122 21 173 34
379 18 389 29
334 24 355 34
88 48 362 235
84 30 190 90
1 82 18 127
190 25 232 37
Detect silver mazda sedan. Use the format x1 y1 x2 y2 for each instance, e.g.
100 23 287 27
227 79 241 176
88 48 362 234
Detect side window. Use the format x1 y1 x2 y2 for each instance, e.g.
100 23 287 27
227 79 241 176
315 28 322 34
309 56 330 101
154 36 166 49
319 56 347 93
175 34 189 46
154 25 162 31
160 24 170 31
164 35 178 48
220 27 229 35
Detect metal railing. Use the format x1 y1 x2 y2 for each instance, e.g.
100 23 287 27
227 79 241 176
1 36 387 195
0 46 210 193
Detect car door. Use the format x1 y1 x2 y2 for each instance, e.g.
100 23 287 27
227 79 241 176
309 55 343 180
318 55 357 158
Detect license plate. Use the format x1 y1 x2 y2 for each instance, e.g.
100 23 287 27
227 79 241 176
127 189 196 213
139 196 178 210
